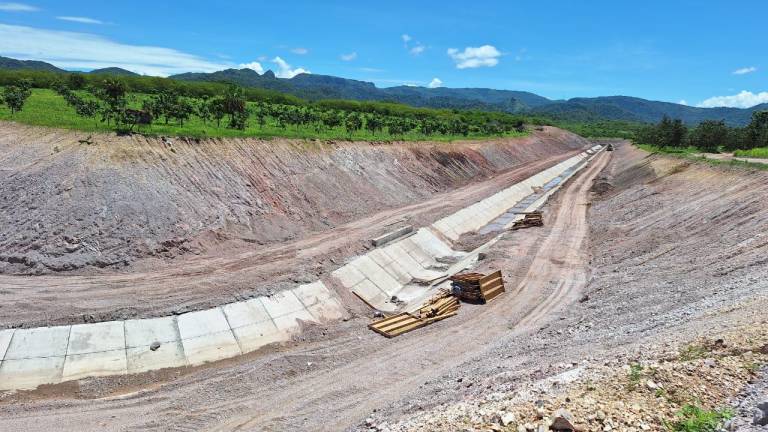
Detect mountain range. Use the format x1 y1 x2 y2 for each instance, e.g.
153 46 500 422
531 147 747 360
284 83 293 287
1 55 764 126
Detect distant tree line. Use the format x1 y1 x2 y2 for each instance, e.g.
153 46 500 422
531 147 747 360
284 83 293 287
637 112 768 152
1 69 535 137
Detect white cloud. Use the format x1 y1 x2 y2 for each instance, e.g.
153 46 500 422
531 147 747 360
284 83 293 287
0 23 231 76
239 61 264 74
271 56 309 78
340 52 357 61
697 90 768 108
290 47 308 55
678 99 688 106
428 77 443 88
409 44 425 55
0 2 38 11
56 16 103 25
359 67 383 72
447 45 501 69
733 66 757 75
402 34 425 55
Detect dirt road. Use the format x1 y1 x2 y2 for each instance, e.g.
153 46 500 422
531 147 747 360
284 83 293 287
0 150 610 432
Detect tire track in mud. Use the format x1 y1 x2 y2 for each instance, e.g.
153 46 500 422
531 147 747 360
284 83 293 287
515 151 610 330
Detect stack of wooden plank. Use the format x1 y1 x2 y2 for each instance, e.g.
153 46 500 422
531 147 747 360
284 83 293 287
479 270 505 302
450 270 505 303
449 272 485 303
511 211 543 230
368 291 459 338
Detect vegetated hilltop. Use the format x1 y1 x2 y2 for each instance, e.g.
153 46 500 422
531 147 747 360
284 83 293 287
1 55 763 126
88 67 140 77
532 95 766 126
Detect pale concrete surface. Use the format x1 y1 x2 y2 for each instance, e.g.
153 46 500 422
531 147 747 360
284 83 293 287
0 282 344 391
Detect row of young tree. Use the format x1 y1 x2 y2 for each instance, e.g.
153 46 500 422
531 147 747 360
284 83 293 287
2 72 532 137
637 112 768 152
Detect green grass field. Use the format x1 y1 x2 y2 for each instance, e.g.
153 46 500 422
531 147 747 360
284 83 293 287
0 88 528 142
635 142 768 171
733 147 768 159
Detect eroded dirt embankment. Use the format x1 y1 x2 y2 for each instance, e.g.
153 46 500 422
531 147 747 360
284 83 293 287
0 123 590 327
0 123 587 275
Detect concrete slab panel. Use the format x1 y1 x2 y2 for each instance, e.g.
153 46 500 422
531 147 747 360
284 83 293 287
125 316 180 348
306 297 346 322
67 321 125 355
350 255 401 296
0 357 64 390
351 279 394 312
272 308 318 333
4 326 71 360
261 290 305 319
292 281 333 307
331 263 366 288
382 243 426 276
399 238 434 266
367 248 394 267
62 349 127 381
177 308 231 340
232 320 288 353
222 298 271 329
127 340 187 373
0 329 14 360
181 330 241 366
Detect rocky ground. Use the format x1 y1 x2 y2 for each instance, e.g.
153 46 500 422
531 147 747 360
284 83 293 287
356 143 768 432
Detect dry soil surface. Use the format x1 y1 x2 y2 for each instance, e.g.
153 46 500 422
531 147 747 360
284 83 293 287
2 141 767 432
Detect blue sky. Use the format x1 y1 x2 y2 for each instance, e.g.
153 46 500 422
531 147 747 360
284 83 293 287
0 0 766 107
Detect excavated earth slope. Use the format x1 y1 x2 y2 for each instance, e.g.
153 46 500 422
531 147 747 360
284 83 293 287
0 123 586 275
0 123 589 327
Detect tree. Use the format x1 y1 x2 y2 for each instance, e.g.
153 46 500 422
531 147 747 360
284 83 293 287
2 84 31 114
207 97 226 127
68 73 87 90
746 111 768 149
169 97 194 126
93 79 127 126
365 115 383 135
344 113 363 134
222 86 248 129
688 120 727 153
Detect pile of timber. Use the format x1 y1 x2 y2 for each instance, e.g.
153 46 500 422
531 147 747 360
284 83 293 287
368 291 459 338
510 211 543 230
450 270 505 304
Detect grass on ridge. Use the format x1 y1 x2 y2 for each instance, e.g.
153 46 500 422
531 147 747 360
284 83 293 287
0 88 528 142
734 147 768 159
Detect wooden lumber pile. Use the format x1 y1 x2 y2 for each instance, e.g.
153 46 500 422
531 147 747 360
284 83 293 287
368 291 459 338
449 272 485 303
511 211 543 230
450 270 505 303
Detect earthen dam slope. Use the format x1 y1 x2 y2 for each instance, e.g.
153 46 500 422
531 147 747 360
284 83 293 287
0 123 590 327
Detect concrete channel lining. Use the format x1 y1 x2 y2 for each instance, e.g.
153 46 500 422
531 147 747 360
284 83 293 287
332 147 602 313
0 281 346 391
0 145 603 392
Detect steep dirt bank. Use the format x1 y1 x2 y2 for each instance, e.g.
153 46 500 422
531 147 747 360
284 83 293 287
0 123 590 327
0 123 587 276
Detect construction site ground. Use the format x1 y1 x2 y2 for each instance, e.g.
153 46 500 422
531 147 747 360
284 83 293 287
2 129 768 431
